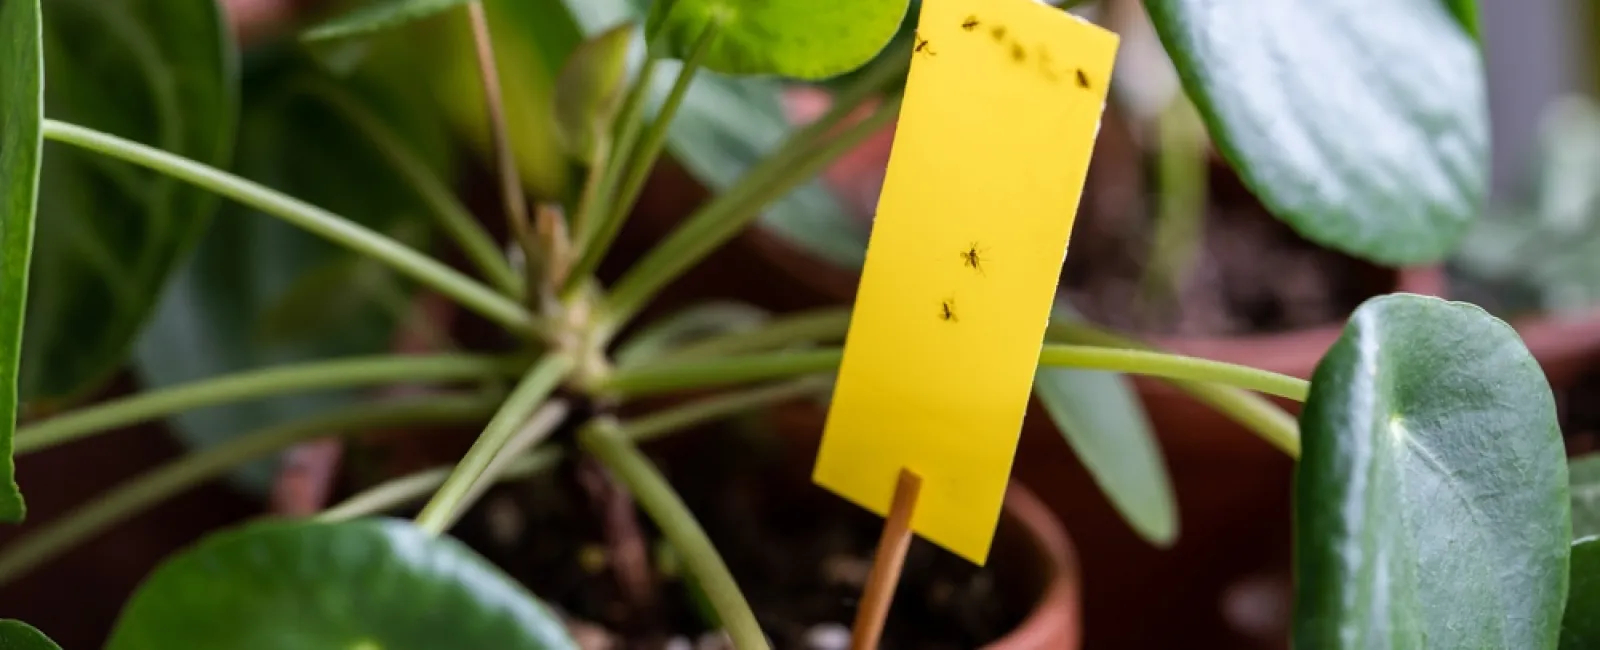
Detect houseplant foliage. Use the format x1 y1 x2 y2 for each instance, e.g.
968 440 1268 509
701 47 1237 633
0 0 1574 648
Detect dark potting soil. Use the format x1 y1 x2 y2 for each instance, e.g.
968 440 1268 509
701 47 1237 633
449 428 1036 650
1058 199 1378 337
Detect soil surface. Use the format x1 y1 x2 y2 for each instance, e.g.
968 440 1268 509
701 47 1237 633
449 428 1035 650
1058 188 1379 338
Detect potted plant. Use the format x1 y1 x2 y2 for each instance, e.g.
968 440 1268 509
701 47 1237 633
7 0 1573 649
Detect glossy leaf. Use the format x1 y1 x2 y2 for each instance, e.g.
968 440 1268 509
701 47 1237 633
0 0 42 523
132 60 447 495
107 518 578 650
1294 294 1568 648
304 0 472 41
0 620 60 650
1144 0 1487 265
645 0 908 80
23 0 238 402
1033 307 1175 547
553 22 635 160
1561 537 1600 650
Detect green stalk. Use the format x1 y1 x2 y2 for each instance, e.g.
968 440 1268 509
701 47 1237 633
568 23 721 288
1046 319 1302 456
1036 344 1308 401
574 54 659 247
580 420 768 649
414 353 575 534
446 400 570 532
292 77 521 297
0 394 496 586
649 308 851 365
599 349 840 397
465 0 541 298
321 450 562 522
41 120 536 335
15 354 522 455
602 96 902 331
600 344 1308 402
322 378 825 520
1170 379 1300 457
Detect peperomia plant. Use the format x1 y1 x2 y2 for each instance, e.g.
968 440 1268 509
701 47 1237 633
0 0 1584 647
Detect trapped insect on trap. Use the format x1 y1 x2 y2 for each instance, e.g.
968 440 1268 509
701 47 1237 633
807 0 1119 644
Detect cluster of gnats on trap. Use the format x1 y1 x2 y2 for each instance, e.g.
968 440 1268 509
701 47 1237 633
913 13 1094 89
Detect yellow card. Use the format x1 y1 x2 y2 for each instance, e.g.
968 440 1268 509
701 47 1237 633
813 0 1118 564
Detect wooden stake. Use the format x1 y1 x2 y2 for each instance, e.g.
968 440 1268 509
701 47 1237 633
850 468 922 650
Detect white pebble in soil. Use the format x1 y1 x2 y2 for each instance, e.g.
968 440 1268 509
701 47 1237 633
804 622 852 650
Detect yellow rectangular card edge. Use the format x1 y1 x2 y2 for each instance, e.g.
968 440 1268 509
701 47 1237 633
813 0 1120 565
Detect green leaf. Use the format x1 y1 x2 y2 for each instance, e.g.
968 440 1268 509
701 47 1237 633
561 1 862 268
1033 307 1175 547
1294 294 1568 648
1445 0 1479 38
304 0 472 41
0 620 60 650
645 0 909 80
24 0 238 403
554 22 636 160
1561 537 1600 650
0 0 42 523
107 518 579 650
1144 0 1487 265
132 60 446 496
1572 454 1600 539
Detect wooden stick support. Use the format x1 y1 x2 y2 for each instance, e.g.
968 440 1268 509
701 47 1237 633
850 468 923 650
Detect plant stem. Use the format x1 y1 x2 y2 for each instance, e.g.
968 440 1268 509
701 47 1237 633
649 307 851 365
625 377 831 443
568 23 720 288
414 353 575 535
321 379 825 519
0 394 496 586
573 55 659 250
14 354 522 455
446 400 570 532
600 344 1309 402
602 96 902 331
1036 344 1308 401
600 349 840 397
465 0 540 298
42 120 537 335
1046 319 1302 456
580 420 768 649
321 449 563 521
613 302 771 369
1171 379 1300 457
292 77 521 297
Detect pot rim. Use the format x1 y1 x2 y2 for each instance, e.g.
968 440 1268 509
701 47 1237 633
986 481 1084 650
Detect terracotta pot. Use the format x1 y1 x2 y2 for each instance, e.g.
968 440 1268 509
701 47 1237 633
273 421 1086 650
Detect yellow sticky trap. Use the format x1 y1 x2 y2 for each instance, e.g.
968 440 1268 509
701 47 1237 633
813 0 1118 564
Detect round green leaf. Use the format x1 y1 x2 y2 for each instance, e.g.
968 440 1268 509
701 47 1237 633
133 57 448 495
0 620 60 650
1562 537 1600 650
23 0 238 403
107 518 579 650
0 0 42 523
645 0 910 80
1294 294 1568 648
1144 0 1488 265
